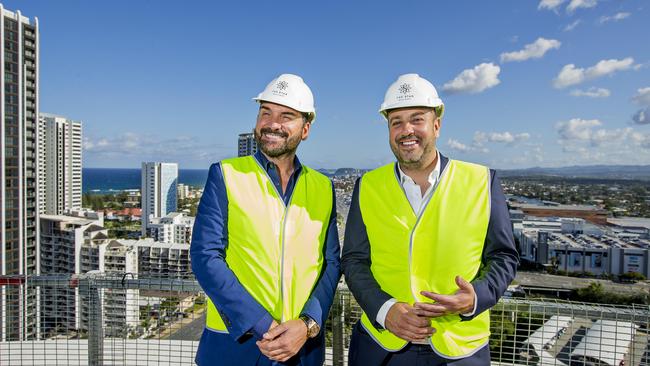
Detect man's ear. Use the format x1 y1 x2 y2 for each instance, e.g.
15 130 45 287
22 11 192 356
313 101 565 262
302 121 311 141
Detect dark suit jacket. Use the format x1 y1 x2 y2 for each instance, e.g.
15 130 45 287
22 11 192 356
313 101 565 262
341 153 519 330
191 152 342 366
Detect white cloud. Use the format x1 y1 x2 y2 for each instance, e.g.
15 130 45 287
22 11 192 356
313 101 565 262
500 38 561 63
632 87 650 106
556 118 635 146
553 58 636 88
553 65 585 88
473 131 530 145
553 118 650 166
564 20 581 31
83 132 230 164
447 131 529 155
586 58 635 78
556 118 602 140
447 138 473 153
529 146 544 163
630 132 650 149
569 87 611 98
599 12 631 24
82 137 94 150
442 63 501 94
539 0 599 14
562 145 589 154
633 107 650 125
590 128 633 146
567 0 598 13
538 0 565 11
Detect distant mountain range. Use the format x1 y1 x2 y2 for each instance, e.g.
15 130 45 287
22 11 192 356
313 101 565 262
497 165 650 180
320 165 650 180
318 168 370 177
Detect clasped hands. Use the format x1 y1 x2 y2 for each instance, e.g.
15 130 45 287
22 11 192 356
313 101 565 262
256 319 308 363
385 275 475 342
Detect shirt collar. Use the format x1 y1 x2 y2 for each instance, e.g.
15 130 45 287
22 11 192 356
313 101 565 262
254 150 302 173
397 150 440 186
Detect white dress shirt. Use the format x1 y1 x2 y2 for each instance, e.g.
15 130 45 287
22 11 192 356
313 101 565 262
375 152 477 335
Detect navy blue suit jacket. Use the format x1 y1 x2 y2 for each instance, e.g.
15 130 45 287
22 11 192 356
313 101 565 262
191 152 341 366
341 154 519 360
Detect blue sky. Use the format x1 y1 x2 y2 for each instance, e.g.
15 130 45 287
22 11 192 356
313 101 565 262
5 0 650 169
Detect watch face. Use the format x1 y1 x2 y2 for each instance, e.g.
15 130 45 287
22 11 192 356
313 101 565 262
301 316 320 338
308 322 320 338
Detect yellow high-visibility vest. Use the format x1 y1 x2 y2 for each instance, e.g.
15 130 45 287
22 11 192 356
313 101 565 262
205 156 333 332
359 159 491 358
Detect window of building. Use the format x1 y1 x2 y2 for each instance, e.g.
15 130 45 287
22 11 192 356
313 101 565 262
5 84 18 93
4 50 16 61
5 72 16 82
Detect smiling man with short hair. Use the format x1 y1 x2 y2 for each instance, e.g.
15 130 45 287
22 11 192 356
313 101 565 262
191 74 341 366
342 73 518 366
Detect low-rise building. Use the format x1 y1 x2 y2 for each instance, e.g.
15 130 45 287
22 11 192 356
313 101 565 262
39 209 108 337
511 202 609 225
514 215 650 278
147 212 194 244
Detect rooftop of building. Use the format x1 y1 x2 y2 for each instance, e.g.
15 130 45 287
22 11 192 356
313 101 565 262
513 202 607 212
608 217 650 230
108 238 190 250
1 6 36 24
516 214 650 250
39 112 81 123
40 214 96 227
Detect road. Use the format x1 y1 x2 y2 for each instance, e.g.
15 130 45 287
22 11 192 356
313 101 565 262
162 311 206 341
516 271 650 296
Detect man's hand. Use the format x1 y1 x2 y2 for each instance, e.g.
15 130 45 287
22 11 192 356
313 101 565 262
256 319 308 362
268 319 279 331
413 276 476 318
384 302 435 342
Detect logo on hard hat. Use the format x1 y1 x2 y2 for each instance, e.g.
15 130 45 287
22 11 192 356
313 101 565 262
276 81 289 91
399 84 412 94
271 80 289 97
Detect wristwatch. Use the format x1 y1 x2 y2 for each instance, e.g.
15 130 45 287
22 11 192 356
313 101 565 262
299 315 320 338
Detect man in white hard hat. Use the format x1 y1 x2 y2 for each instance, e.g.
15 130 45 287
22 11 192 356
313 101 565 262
342 74 518 365
191 74 341 365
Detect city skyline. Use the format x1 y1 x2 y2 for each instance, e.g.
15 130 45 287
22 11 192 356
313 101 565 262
2 0 649 170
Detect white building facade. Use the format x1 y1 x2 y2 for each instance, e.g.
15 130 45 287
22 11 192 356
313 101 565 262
39 209 108 337
141 162 178 236
37 113 82 215
147 212 194 245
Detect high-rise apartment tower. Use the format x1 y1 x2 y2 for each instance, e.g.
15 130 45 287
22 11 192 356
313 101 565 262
141 162 178 236
0 4 40 341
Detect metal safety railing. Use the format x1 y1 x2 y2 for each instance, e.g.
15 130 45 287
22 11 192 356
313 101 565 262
0 274 648 365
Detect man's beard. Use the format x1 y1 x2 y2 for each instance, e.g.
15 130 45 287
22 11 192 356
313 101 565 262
390 134 435 170
254 127 301 158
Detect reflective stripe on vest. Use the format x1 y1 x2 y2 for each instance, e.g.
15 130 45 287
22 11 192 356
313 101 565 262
358 159 491 358
205 156 333 333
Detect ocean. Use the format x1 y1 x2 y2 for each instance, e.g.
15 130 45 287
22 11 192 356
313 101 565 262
83 168 208 194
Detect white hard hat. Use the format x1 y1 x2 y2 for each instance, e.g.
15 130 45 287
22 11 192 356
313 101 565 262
253 73 316 122
379 73 444 119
